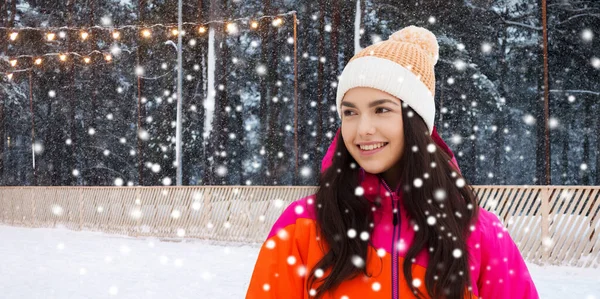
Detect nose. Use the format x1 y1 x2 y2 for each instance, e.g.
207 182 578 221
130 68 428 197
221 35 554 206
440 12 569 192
357 115 376 137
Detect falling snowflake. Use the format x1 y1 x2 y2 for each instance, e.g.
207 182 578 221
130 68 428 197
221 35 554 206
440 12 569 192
297 265 307 277
52 205 63 216
33 142 44 154
434 189 447 201
287 256 296 265
413 178 423 188
427 216 436 226
427 143 436 153
273 199 284 208
100 16 112 26
581 29 594 42
453 248 462 258
481 42 492 53
135 66 144 76
114 178 124 186
110 45 121 56
412 278 422 288
162 177 172 185
277 229 289 240
256 64 267 75
523 114 536 125
454 59 467 71
347 229 357 238
360 231 369 241
355 186 364 196
592 57 600 69
130 208 142 219
352 255 365 268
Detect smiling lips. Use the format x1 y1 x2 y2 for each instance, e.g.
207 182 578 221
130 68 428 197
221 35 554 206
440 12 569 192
358 142 388 151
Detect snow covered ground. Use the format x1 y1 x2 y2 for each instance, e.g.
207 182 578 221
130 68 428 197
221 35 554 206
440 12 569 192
0 225 599 299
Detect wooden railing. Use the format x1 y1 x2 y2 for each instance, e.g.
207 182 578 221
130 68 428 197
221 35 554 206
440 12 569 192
1 185 598 267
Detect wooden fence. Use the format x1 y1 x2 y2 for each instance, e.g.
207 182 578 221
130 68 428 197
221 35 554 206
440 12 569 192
0 185 598 268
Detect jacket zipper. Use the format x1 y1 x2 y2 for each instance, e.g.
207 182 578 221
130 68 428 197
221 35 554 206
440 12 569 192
379 177 401 299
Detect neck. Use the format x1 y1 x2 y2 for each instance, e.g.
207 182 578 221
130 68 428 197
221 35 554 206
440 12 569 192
380 165 402 192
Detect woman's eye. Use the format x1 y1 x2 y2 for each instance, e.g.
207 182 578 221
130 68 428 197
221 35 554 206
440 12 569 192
343 110 355 116
376 107 390 113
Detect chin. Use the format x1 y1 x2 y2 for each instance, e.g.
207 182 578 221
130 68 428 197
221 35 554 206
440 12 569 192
357 163 388 175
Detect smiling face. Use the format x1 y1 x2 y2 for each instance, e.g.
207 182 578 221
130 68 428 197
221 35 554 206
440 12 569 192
340 87 405 181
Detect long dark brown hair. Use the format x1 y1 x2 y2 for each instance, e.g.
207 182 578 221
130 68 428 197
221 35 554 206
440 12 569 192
307 103 480 298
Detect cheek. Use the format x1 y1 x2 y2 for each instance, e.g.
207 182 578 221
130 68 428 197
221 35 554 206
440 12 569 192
341 125 354 145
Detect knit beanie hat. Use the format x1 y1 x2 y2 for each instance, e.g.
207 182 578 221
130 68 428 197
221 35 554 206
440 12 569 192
335 25 439 135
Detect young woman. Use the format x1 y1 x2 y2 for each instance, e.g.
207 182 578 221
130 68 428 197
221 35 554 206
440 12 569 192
246 26 539 299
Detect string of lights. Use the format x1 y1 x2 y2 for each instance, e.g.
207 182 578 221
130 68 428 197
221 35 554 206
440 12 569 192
1 11 296 80
0 11 295 39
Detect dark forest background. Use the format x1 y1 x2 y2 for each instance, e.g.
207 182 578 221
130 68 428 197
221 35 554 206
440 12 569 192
0 0 598 186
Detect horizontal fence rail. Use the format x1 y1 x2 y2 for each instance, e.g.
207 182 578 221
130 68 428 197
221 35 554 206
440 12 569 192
1 185 599 268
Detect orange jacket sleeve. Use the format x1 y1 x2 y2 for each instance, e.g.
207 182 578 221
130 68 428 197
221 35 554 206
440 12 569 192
246 200 314 299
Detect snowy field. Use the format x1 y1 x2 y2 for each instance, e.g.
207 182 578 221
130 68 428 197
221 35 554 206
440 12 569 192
0 226 599 299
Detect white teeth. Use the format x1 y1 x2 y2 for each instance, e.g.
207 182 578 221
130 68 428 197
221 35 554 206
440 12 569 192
360 143 386 151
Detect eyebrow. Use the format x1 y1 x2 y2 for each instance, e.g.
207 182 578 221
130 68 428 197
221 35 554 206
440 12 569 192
341 99 400 108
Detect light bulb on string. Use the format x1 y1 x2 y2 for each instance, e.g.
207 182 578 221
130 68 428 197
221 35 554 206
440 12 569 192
83 57 91 64
198 26 206 34
7 73 13 80
9 32 18 41
141 29 152 38
59 54 67 61
171 28 179 36
112 31 120 40
250 21 259 29
34 58 43 65
47 33 56 41
272 17 283 27
80 31 89 40
9 59 17 67
105 54 112 62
